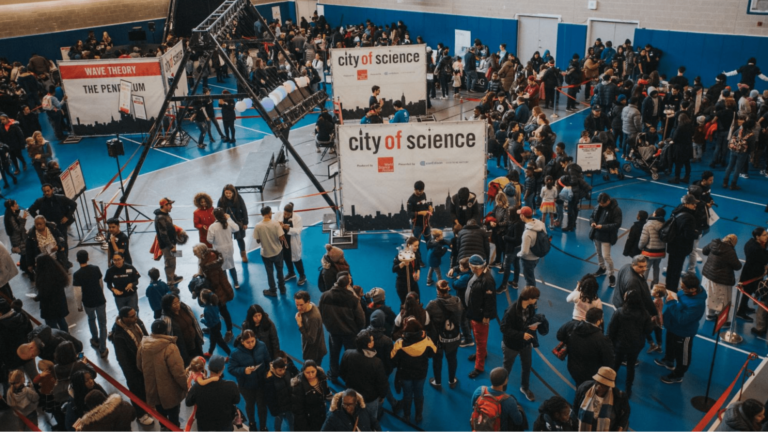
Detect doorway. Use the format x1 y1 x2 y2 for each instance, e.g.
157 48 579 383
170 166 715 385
517 15 559 66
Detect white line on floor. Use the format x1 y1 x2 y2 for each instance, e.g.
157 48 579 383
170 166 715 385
121 137 191 161
630 176 765 207
207 83 238 91
235 123 271 134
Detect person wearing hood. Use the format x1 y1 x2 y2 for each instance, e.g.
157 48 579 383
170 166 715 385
320 244 350 292
638 208 667 287
110 306 155 426
589 193 623 287
366 308 398 416
641 86 661 130
655 273 707 384
340 329 389 425
5 368 40 430
0 112 27 174
363 287 396 335
517 206 547 287
724 57 768 90
154 197 182 288
0 298 34 376
76 391 136 431
450 187 479 228
319 274 365 382
137 320 188 427
557 308 613 387
217 184 249 262
322 389 378 431
35 253 70 332
425 280 463 389
391 317 436 423
264 356 298 431
292 360 330 431
665 194 700 295
608 290 654 397
295 290 327 364
739 228 768 328
701 234 743 320
716 398 765 431
532 395 578 431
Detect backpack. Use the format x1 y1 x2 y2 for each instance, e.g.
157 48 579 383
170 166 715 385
317 268 328 292
530 230 551 258
659 213 679 243
435 300 461 352
41 94 54 111
471 387 510 431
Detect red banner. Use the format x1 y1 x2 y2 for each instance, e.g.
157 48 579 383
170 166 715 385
60 62 162 79
714 303 731 335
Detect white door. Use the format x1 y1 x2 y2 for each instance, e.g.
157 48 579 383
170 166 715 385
295 0 316 24
517 16 558 66
588 21 638 51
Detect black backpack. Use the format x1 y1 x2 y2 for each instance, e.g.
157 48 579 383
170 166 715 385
317 268 328 292
435 300 461 352
659 214 679 243
530 230 551 258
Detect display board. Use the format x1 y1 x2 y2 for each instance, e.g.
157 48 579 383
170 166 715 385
577 143 602 172
330 44 427 120
337 121 486 231
59 160 86 199
59 58 166 136
160 41 188 100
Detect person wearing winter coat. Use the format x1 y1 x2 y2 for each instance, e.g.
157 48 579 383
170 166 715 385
154 198 181 287
451 187 479 227
669 113 695 184
192 192 215 247
532 395 579 431
4 202 29 282
0 298 33 374
110 307 155 426
292 360 330 431
218 184 250 262
612 257 657 318
738 228 768 327
716 399 765 431
207 208 242 289
642 87 662 129
137 320 188 427
228 329 271 431
192 244 235 341
498 58 518 93
242 304 281 359
5 368 39 430
500 286 548 402
571 367 631 432
425 281 463 388
665 195 700 295
638 208 667 287
319 274 365 381
622 97 643 156
18 324 83 364
391 318 437 423
466 254 497 378
0 240 19 302
35 254 70 332
320 244 351 292
0 113 27 173
161 294 205 366
500 207 526 291
589 193 623 287
608 290 654 397
275 203 307 285
456 219 490 262
340 329 389 423
77 392 136 431
556 308 613 387
623 210 647 258
517 206 547 287
322 389 378 431
265 357 297 431
701 235 743 318
392 236 422 304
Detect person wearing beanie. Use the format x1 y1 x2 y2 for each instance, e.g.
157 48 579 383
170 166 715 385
185 354 240 432
320 244 350 292
466 254 497 378
517 206 546 287
294 290 327 364
665 194 700 294
641 86 661 130
77 391 136 431
724 57 768 90
391 317 437 423
571 367 630 431
470 367 523 430
426 280 463 389
450 187 479 228
365 308 398 416
72 250 109 358
0 297 33 380
275 202 307 286
253 206 287 297
363 287 396 335
340 330 389 423
319 274 365 383
265 356 297 431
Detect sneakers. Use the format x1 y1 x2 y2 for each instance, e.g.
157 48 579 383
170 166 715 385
750 327 767 337
90 338 99 348
460 339 475 348
520 387 535 402
510 281 519 290
736 312 754 322
297 276 307 286
171 275 184 285
705 314 717 321
496 285 508 294
241 250 248 263
279 287 287 295
608 275 616 288
654 359 675 371
468 353 476 361
491 263 502 269
646 343 662 354
429 378 442 389
234 283 240 289
100 348 109 359
739 173 749 179
224 331 233 343
449 378 459 389
468 369 482 378
426 280 434 286
593 267 606 277
138 414 155 426
661 374 683 384
263 290 278 297
621 359 640 366
285 273 297 281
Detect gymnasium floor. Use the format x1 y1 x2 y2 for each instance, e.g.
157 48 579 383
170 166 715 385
2 77 767 431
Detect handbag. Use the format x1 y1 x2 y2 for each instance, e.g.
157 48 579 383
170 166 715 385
552 341 567 361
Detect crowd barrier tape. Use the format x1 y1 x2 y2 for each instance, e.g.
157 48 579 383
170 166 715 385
246 188 340 207
736 280 768 314
184 407 197 432
0 398 42 432
692 352 759 431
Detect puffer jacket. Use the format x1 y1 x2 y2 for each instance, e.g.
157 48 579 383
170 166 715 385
77 394 136 431
466 269 497 322
740 238 768 283
265 364 296 415
200 250 234 303
608 307 654 353
136 334 188 409
667 205 698 256
153 208 176 249
391 331 437 381
322 392 377 431
638 217 666 258
589 198 623 245
228 340 271 390
457 224 490 261
702 239 742 286
715 401 762 431
621 104 642 137
319 283 365 336
292 368 330 431
241 319 280 359
0 309 33 369
556 320 614 386
340 348 388 403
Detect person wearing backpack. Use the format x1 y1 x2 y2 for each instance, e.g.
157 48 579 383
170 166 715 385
426 280 463 390
571 367 630 431
517 206 547 287
664 194 700 297
470 367 524 432
589 193 624 288
466 254 497 379
447 257 474 347
40 86 67 141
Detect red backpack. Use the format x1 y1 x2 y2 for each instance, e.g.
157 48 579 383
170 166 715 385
470 386 510 431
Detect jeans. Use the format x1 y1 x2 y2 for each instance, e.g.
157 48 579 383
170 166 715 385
471 320 489 371
428 79 436 98
207 119 223 140
666 252 687 292
593 240 615 277
440 74 450 97
84 303 107 354
723 151 749 186
45 317 69 332
156 404 180 427
46 110 64 139
687 236 700 273
239 386 267 430
223 120 236 142
206 322 231 355
501 246 521 287
161 246 177 283
522 258 539 287
196 121 208 146
229 268 239 288
1 158 17 187
466 70 478 91
328 333 355 379
426 267 442 284
114 294 139 314
646 257 662 287
432 347 458 384
712 131 730 166
274 411 294 431
693 143 703 160
262 252 285 292
502 343 532 390
662 332 693 378
567 86 579 109
613 347 641 390
364 398 379 429
400 378 425 417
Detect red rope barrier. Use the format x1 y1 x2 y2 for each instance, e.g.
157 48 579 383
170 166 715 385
736 281 768 313
0 400 42 432
184 407 197 432
693 352 759 431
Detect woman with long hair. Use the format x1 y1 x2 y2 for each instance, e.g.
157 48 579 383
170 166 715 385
228 329 271 431
291 360 330 431
207 207 242 289
4 199 30 280
35 254 70 331
669 112 694 184
566 274 603 321
192 243 235 342
193 192 215 247
161 294 204 366
64 369 106 430
391 317 436 423
242 304 281 359
393 291 430 340
217 184 249 262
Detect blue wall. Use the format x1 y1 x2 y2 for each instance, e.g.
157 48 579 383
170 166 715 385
321 4 517 58
556 23 587 70
254 1 297 26
0 19 166 65
634 28 768 92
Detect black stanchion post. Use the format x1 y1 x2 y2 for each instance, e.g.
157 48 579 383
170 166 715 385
692 302 731 412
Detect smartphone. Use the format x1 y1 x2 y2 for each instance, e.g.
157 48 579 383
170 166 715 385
527 322 540 329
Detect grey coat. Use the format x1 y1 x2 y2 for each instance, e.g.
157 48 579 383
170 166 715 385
0 242 18 287
621 104 642 137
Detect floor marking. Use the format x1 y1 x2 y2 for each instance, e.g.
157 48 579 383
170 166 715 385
234 123 271 134
207 83 237 91
121 137 191 161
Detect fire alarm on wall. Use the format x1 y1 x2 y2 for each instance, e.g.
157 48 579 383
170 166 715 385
588 1 597 10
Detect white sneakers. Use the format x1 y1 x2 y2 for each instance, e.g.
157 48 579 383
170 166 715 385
138 414 155 426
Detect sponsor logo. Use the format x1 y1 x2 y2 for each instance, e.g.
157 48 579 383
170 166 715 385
420 161 444 166
378 157 394 173
357 70 368 80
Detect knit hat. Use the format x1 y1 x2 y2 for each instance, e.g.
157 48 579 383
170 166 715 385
0 298 10 314
370 309 386 328
750 89 759 99
367 287 385 304
528 75 536 81
617 94 627 103
325 244 344 263
0 112 8 119
592 367 616 388
697 116 706 125
517 206 533 218
468 254 486 266
208 355 227 372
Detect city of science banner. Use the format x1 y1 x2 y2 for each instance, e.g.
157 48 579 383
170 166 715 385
59 58 166 136
330 44 427 120
337 121 486 231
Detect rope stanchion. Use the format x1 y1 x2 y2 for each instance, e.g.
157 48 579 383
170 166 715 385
87 359 182 431
506 151 524 169
736 283 768 313
692 352 759 431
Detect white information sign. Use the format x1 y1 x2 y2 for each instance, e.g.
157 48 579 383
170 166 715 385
577 143 603 172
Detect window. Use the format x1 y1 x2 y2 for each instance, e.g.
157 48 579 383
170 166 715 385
748 0 768 14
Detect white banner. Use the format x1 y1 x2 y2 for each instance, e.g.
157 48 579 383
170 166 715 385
159 41 188 108
577 143 602 172
59 58 166 136
331 44 427 120
338 121 486 231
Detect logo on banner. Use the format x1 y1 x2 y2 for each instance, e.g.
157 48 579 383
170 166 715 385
378 157 394 173
357 70 368 80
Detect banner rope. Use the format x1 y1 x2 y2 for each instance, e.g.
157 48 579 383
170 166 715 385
0 397 42 432
692 352 759 431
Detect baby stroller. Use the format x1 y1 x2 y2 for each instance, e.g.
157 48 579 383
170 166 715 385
622 133 666 180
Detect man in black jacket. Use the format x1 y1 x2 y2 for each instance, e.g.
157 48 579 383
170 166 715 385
686 175 714 273
0 298 34 377
457 219 490 262
319 274 365 382
111 307 155 426
612 256 657 318
584 105 610 137
666 194 700 295
450 187 478 228
589 193 623 287
557 308 614 386
499 286 544 402
339 329 389 425
185 355 241 431
17 324 83 363
28 183 77 248
0 112 27 174
154 197 182 288
466 255 496 379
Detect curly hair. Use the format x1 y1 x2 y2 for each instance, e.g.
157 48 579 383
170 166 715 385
193 192 213 210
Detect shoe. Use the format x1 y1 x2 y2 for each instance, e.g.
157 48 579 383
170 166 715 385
520 387 535 402
138 414 155 426
621 359 640 366
415 414 423 423
224 331 233 343
90 338 99 348
285 273 297 281
100 348 109 359
705 314 717 321
761 170 767 177
668 177 680 184
654 359 675 371
730 184 741 191
449 378 459 389
241 250 248 263
751 328 767 337
297 276 307 286
739 173 749 179
468 369 482 378
460 339 475 348
736 312 754 322
263 290 278 297
593 267 606 277
661 374 683 384
402 415 411 423
510 281 519 290
426 280 434 286
391 400 402 414
197 144 206 149
203 352 212 358
429 378 442 389
234 284 240 289
279 287 287 295
743 306 756 314
491 263 502 269
722 181 728 188
497 286 508 294
172 275 184 285
647 343 662 354
468 353 476 361
608 275 616 287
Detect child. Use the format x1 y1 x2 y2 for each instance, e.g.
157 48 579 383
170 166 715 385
453 69 462 97
449 224 460 268
693 116 706 162
539 175 557 228
647 125 660 146
186 356 209 388
146 268 170 319
602 146 623 180
199 290 231 358
447 257 473 346
523 165 536 210
426 229 449 286
265 357 297 431
646 284 666 353
558 177 574 231
6 369 39 430
33 360 56 414
623 210 648 258
578 130 591 144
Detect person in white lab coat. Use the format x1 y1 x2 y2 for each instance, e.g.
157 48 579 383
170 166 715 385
207 208 242 289
274 203 306 285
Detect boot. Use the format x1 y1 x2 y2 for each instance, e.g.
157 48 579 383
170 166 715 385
414 398 424 423
401 397 412 423
241 250 248 263
668 177 680 184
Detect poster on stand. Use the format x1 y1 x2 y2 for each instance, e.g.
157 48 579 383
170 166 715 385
337 121 486 231
330 44 427 120
59 58 165 136
160 41 188 100
577 143 602 172
132 95 147 120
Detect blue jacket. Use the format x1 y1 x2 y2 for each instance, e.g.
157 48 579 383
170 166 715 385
201 303 221 329
515 104 531 124
228 341 271 390
663 289 707 338
601 47 616 63
427 238 449 268
390 109 410 123
146 280 170 312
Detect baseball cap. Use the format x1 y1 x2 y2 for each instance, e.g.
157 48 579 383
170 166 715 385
517 206 533 218
159 197 175 206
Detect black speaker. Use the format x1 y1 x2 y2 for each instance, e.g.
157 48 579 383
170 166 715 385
107 139 125 157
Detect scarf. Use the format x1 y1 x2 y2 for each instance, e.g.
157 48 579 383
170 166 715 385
116 318 143 348
36 227 58 256
577 385 614 431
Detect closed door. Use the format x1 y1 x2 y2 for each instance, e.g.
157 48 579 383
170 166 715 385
588 21 638 51
517 16 558 66
295 0 316 24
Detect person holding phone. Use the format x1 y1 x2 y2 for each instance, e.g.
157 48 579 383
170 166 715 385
228 329 271 431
